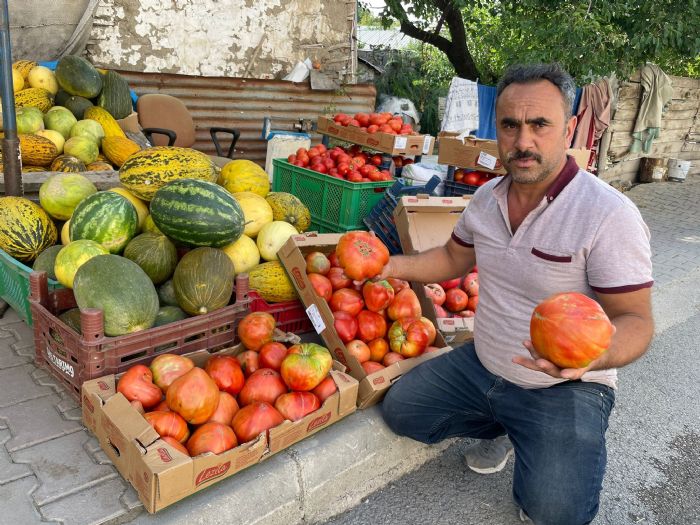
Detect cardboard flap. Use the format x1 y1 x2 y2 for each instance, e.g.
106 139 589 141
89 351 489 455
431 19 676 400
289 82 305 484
329 369 359 416
394 195 470 254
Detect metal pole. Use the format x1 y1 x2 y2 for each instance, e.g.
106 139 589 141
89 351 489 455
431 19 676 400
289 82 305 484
0 0 22 196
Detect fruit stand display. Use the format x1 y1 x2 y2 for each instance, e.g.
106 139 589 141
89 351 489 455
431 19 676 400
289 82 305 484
278 231 451 408
81 312 359 513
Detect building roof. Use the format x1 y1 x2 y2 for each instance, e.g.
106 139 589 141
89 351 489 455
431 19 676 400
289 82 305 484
357 27 417 50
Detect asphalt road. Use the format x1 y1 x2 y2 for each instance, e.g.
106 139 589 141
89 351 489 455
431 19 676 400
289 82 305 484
321 295 700 525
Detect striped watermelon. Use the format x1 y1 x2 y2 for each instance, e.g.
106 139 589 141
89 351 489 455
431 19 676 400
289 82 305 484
119 147 217 201
0 197 58 262
69 191 138 254
150 179 245 248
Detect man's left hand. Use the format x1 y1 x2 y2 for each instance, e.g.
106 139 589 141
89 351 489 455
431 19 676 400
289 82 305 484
512 340 594 380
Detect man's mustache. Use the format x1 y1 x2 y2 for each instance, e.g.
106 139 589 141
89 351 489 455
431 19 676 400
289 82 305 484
506 150 542 163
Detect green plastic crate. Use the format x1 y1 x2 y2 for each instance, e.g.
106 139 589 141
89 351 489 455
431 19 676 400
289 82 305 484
0 248 63 325
272 159 393 233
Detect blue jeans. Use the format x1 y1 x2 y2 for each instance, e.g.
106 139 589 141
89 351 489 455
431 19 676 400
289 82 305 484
382 342 615 525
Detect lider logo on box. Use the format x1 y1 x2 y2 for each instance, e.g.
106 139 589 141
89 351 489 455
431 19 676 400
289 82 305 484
307 411 331 432
367 137 380 147
372 376 386 386
195 461 231 486
157 447 172 463
98 380 109 391
333 348 348 367
291 267 306 290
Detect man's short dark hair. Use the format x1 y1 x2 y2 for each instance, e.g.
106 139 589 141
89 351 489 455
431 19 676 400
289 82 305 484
496 63 576 119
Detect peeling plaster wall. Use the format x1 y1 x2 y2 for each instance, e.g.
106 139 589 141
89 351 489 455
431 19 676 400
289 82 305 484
86 0 357 81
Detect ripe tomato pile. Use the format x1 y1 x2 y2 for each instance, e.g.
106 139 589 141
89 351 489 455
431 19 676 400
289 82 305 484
424 267 479 319
116 312 338 457
332 112 416 136
287 143 412 183
304 231 442 374
454 169 498 187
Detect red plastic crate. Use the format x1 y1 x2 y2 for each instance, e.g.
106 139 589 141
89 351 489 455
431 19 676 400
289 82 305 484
248 290 313 334
30 271 251 401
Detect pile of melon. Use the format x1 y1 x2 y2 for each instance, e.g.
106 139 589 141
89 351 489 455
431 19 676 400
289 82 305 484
4 56 141 174
0 148 312 336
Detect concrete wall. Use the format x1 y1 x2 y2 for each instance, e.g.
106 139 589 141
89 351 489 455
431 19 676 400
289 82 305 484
85 0 357 82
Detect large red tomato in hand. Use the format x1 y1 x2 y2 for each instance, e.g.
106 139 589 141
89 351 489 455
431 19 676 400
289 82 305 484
117 365 162 409
280 343 333 391
388 317 430 358
328 267 352 290
530 292 613 369
166 368 220 425
362 280 395 312
274 391 321 421
335 231 390 281
205 355 245 395
144 410 190 443
232 402 285 443
186 422 238 456
387 288 422 321
237 312 276 351
238 368 288 406
150 354 195 393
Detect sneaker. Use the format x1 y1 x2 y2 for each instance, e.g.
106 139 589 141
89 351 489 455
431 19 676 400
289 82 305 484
519 508 532 522
464 435 513 474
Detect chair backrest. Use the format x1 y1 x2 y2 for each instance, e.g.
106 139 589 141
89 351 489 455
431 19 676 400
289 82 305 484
136 94 196 147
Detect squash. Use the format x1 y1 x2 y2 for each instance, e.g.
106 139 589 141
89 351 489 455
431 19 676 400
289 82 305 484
19 134 59 167
39 172 97 221
55 55 103 99
218 159 270 197
142 214 163 236
21 166 47 173
15 87 54 112
265 192 311 233
102 136 140 167
84 106 126 138
256 221 298 261
97 70 133 119
61 220 71 245
119 146 217 201
50 154 87 173
122 232 178 285
58 308 82 334
232 191 273 238
0 196 58 262
248 261 298 303
150 179 245 248
72 254 159 336
172 247 235 315
54 239 109 288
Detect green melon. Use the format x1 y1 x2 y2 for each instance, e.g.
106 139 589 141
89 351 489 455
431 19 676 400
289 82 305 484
64 96 94 120
16 107 45 134
97 70 132 120
150 179 245 248
39 172 97 221
59 308 82 334
69 191 138 254
55 55 103 99
44 108 77 139
73 254 159 336
122 232 178 285
157 279 179 307
172 247 234 315
32 245 63 280
54 239 109 288
154 305 188 327
63 136 99 164
69 119 105 146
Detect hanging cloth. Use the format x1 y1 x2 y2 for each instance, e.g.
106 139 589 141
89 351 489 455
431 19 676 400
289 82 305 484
572 78 612 149
441 77 479 134
631 64 674 153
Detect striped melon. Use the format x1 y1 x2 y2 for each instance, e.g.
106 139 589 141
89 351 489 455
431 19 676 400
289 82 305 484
69 191 138 254
119 147 217 201
39 172 97 221
0 197 58 262
102 136 140 167
172 247 234 315
15 87 54 113
50 155 87 173
150 179 245 248
218 159 270 197
72 254 159 336
84 106 126 138
19 134 59 167
122 232 178 284
54 239 109 288
13 60 38 79
265 192 311 233
154 306 188 327
157 279 179 307
248 261 298 302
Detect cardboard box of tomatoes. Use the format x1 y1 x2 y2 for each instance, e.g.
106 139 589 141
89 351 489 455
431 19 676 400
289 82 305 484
278 232 453 409
393 194 476 345
81 340 358 513
437 132 593 174
317 116 435 157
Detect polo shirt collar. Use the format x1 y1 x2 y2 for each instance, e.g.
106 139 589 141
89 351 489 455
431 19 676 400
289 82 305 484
492 155 580 202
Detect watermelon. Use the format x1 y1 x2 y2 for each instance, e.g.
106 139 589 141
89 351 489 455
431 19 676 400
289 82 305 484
55 55 103 99
32 245 63 280
154 305 188 327
69 191 138 254
0 197 57 263
73 254 159 336
39 172 97 221
122 232 178 284
150 179 245 248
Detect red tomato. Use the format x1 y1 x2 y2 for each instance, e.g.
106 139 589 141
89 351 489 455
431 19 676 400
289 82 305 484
367 338 389 363
308 272 333 301
204 355 245 395
444 288 469 312
333 310 358 343
287 154 297 164
388 317 430 358
280 343 333 391
311 375 337 403
367 124 379 134
232 402 284 443
335 231 390 281
144 410 190 443
355 310 387 342
382 352 406 367
206 391 239 426
166 368 220 424
236 350 260 377
362 279 395 312
333 113 348 124
275 391 321 422
117 365 163 409
370 154 383 166
464 172 481 186
386 288 422 321
362 361 386 375
296 147 308 157
150 354 195 393
327 266 352 290
345 339 371 363
238 368 288 406
187 422 237 456
258 342 290 372
329 287 364 317
237 312 276 351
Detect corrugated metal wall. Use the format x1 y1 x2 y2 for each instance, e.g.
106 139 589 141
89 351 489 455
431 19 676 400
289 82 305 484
118 71 377 165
